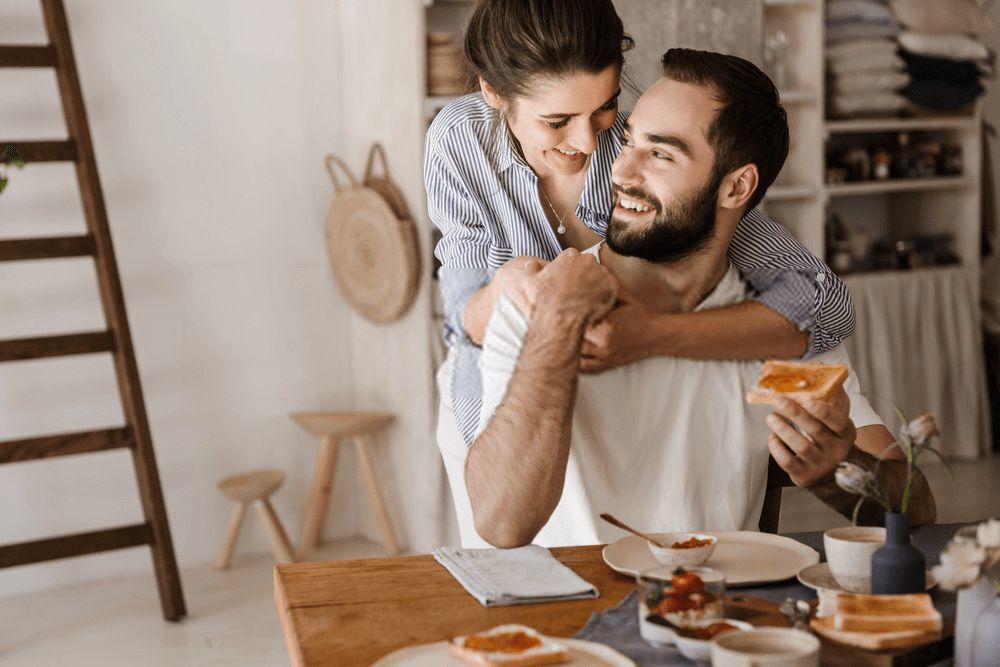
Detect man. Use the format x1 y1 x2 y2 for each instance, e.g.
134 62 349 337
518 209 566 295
439 49 935 549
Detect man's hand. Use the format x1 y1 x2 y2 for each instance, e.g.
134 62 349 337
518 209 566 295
580 292 660 373
764 386 857 487
532 249 619 326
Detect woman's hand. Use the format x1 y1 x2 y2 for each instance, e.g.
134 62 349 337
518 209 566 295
579 292 662 373
462 256 546 345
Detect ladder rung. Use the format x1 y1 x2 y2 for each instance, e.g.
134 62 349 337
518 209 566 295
0 45 56 67
0 331 115 362
0 427 132 464
0 235 95 262
0 523 152 568
1 140 77 163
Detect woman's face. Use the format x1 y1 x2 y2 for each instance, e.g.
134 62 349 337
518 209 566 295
486 66 621 178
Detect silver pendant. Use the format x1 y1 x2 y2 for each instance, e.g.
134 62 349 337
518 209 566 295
557 223 566 234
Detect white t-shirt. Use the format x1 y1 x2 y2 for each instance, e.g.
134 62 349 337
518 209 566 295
440 245 883 549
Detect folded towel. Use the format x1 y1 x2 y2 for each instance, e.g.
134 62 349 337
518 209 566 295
902 77 984 111
829 52 905 75
898 30 990 61
828 0 897 24
433 545 599 607
833 71 911 95
831 91 908 116
900 49 985 83
827 37 899 61
890 0 991 37
826 21 899 45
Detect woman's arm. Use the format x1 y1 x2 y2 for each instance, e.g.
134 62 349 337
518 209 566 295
462 257 548 345
580 209 853 371
729 208 856 356
425 140 495 349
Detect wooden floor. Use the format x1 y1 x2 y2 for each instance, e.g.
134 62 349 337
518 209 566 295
0 457 997 666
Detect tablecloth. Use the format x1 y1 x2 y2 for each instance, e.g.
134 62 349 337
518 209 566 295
574 524 963 666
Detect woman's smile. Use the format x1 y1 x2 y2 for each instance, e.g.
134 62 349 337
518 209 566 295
551 146 588 163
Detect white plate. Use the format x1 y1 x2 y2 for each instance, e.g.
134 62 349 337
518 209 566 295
797 562 937 593
602 531 819 586
373 637 635 666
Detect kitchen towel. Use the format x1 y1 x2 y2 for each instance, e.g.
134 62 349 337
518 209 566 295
433 545 600 607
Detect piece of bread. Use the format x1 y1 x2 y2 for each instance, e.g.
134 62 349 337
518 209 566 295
827 593 942 634
449 625 569 666
746 360 849 405
449 623 569 667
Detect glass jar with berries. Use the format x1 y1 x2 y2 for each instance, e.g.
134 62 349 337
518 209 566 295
637 566 726 645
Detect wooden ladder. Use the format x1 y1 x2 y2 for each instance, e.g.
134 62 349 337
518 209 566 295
0 0 186 621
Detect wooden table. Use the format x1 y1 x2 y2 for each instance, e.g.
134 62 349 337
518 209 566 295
274 527 962 666
274 545 794 665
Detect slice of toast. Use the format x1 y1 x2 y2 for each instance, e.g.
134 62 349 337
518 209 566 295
827 593 942 634
746 360 849 405
449 625 569 666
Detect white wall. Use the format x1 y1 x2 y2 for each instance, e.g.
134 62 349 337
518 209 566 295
0 0 377 598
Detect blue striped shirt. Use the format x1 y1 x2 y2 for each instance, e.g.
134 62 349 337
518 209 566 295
425 94 855 444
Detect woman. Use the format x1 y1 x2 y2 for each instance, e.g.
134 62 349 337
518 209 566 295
426 0 854 447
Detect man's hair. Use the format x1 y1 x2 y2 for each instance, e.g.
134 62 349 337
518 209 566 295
659 48 789 212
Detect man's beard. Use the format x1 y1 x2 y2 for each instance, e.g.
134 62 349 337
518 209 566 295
606 173 722 264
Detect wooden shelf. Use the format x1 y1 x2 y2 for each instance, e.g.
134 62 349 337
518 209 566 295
779 88 817 105
764 0 816 7
826 177 972 197
766 184 819 201
826 116 978 134
840 264 965 282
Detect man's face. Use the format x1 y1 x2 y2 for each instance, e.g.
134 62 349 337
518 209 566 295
607 77 722 263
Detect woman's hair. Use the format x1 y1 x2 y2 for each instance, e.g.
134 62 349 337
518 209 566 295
463 0 635 101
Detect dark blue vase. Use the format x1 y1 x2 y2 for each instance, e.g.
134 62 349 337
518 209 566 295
871 511 925 594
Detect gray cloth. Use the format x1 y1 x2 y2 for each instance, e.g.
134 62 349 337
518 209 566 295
574 525 962 666
433 545 599 607
843 266 992 459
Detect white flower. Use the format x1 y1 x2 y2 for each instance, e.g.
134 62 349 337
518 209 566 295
977 519 1000 549
835 461 877 497
933 540 987 591
905 413 939 447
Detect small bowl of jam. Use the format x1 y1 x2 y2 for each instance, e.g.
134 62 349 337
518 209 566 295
647 532 718 568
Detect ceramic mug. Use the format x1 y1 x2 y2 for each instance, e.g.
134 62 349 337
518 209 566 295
711 628 820 666
823 526 886 593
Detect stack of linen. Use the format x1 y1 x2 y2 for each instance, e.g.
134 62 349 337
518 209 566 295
891 0 992 113
826 0 909 117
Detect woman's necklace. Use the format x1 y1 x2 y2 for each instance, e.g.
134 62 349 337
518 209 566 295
539 173 586 235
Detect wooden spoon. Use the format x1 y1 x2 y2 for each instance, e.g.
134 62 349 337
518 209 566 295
599 513 667 548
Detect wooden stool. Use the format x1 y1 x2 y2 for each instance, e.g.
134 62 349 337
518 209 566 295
216 469 295 569
290 411 399 559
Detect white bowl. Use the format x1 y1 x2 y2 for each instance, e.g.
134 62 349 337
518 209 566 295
711 628 820 666
672 618 753 663
647 532 718 568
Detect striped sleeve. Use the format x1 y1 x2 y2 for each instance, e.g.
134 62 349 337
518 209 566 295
424 133 493 347
729 208 856 356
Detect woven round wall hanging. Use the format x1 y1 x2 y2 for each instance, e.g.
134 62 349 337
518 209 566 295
323 144 420 324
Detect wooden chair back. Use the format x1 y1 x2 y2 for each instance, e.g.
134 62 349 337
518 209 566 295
758 457 793 533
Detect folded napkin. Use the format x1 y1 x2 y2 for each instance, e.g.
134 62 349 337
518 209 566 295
433 545 599 607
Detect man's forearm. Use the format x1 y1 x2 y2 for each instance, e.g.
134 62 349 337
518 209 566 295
655 302 807 360
465 310 587 547
807 447 937 526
